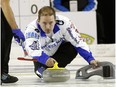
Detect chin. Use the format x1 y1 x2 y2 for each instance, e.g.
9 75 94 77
46 31 51 34
46 32 50 34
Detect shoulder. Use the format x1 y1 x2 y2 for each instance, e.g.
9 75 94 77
25 19 38 32
25 18 40 34
56 14 70 23
55 14 74 33
26 18 38 29
24 19 40 39
56 14 71 27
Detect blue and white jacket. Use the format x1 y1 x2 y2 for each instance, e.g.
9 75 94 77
24 14 95 65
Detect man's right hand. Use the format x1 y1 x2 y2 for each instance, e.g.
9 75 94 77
46 58 56 67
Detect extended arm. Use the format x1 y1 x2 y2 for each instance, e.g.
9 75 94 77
62 18 98 66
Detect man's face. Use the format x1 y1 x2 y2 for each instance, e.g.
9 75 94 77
39 15 56 34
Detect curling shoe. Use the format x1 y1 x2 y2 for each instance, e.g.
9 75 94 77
1 73 18 83
35 66 46 78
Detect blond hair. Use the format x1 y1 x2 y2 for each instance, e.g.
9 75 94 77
38 6 56 21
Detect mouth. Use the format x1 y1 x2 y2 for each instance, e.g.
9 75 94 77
46 30 51 34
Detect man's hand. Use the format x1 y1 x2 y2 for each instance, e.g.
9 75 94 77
90 60 99 68
46 58 56 67
12 29 25 43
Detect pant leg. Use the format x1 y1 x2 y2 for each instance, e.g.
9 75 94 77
1 10 13 74
52 42 77 67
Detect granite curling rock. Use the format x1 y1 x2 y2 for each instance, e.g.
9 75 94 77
43 62 70 82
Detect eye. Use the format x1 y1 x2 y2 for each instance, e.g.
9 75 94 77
43 22 47 25
49 22 53 25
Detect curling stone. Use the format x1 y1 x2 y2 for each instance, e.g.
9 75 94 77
75 61 115 79
43 62 70 82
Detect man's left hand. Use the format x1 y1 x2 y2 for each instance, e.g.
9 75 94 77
90 60 99 68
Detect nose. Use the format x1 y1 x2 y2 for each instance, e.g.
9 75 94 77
46 24 50 29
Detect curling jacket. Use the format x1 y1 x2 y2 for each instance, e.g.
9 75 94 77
24 14 95 65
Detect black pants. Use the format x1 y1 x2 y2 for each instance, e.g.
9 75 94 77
33 42 77 73
1 10 13 74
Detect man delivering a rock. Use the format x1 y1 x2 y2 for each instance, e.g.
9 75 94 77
24 6 98 78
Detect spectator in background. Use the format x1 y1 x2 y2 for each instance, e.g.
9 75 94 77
1 0 25 83
53 0 97 11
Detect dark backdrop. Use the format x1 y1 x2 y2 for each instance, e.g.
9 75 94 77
96 0 115 43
